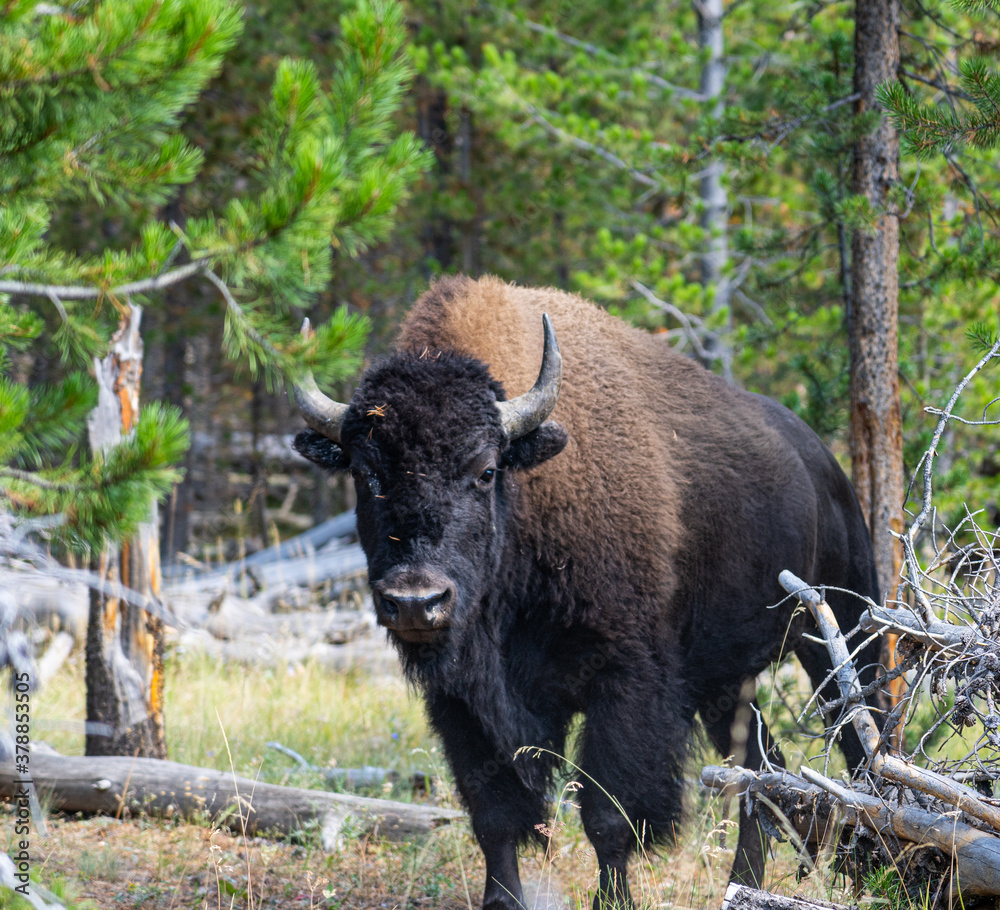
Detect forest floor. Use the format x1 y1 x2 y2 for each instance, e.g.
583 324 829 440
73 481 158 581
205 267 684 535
3 651 860 910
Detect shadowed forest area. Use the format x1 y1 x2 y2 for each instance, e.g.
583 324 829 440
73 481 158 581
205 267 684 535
3 0 1000 907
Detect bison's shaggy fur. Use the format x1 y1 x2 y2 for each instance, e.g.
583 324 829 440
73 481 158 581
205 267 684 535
295 276 881 910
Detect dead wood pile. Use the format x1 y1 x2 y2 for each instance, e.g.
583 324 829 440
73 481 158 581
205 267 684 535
704 336 1000 910
7 510 401 674
704 569 1000 907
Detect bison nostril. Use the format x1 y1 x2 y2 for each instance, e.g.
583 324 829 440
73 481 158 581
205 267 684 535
377 590 401 622
420 588 452 619
374 583 454 628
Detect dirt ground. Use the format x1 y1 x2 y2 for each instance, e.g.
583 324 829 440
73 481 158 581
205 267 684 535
11 808 484 910
4 793 856 910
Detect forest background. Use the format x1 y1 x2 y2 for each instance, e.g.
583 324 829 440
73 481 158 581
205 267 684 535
4 0 1000 905
4 0 999 566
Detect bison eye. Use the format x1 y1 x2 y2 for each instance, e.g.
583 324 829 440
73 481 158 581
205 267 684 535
351 465 381 496
477 467 496 487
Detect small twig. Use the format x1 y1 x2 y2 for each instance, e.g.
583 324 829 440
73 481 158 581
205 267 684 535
46 290 68 322
265 741 312 770
0 469 77 492
203 269 286 365
898 67 973 102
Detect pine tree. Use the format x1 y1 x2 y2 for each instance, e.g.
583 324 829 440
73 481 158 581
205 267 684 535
879 0 1000 161
0 0 427 755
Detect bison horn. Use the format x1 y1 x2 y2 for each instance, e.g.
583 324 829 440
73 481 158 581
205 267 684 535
293 319 349 443
496 313 562 440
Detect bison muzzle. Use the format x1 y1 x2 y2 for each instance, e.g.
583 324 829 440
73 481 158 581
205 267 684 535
293 276 882 910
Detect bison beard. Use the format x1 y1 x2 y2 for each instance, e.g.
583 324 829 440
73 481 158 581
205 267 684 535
294 276 882 910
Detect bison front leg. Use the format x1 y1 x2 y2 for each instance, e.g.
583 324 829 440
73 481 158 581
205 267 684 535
579 672 690 910
426 693 550 910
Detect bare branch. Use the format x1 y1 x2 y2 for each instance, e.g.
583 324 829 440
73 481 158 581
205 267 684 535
630 279 715 362
0 260 207 301
906 324 1000 548
899 67 973 102
483 3 706 101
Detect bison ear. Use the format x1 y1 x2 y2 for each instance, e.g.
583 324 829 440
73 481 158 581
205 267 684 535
501 421 568 470
293 429 350 472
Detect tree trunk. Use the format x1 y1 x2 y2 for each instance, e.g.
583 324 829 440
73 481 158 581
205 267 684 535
85 304 167 758
696 0 733 383
457 107 481 276
416 80 457 274
850 0 905 717
850 0 903 596
158 191 192 566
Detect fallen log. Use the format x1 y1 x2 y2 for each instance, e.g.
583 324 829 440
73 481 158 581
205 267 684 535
703 764 1000 898
701 765 842 856
171 627 400 675
722 884 856 910
202 599 373 644
799 766 1000 899
166 544 368 603
164 511 357 581
0 751 461 850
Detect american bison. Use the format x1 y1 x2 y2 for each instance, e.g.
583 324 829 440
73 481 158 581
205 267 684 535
293 276 881 910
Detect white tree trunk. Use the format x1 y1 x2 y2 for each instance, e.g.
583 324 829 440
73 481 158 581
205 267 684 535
696 0 733 382
85 303 167 758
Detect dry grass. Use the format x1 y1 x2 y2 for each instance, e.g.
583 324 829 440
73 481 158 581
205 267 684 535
9 650 860 909
33 652 435 792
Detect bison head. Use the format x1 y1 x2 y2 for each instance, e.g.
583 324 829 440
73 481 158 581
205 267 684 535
293 316 567 664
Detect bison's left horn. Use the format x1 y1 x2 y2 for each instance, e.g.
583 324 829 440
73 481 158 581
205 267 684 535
293 319 349 443
496 313 562 440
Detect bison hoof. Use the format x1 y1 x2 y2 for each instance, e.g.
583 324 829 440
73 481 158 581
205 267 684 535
483 899 524 910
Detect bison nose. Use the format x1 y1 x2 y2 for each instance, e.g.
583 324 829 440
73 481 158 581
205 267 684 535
372 578 455 634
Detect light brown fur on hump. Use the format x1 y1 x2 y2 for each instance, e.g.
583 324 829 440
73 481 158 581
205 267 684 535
398 275 685 618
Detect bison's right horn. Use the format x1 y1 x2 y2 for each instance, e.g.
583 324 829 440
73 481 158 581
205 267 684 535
496 313 562 440
293 319 349 444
